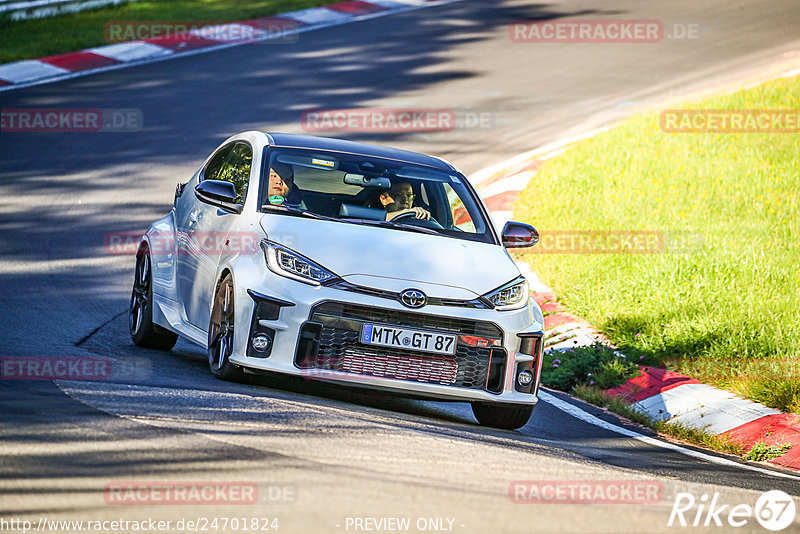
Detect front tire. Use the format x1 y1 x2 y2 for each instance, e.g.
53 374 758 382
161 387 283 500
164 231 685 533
208 274 249 382
129 245 179 350
471 402 534 430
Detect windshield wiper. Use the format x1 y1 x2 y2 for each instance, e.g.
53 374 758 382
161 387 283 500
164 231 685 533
347 218 441 236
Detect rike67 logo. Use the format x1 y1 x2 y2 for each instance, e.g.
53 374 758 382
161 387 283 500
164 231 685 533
668 490 796 531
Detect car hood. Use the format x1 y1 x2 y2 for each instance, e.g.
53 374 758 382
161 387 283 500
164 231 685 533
259 214 520 298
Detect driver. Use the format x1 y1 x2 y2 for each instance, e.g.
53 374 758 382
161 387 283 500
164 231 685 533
377 181 430 221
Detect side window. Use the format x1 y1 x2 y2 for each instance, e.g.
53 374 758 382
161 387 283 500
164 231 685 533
203 142 252 204
443 183 476 232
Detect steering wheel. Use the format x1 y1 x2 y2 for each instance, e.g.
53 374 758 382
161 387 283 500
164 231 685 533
392 210 444 230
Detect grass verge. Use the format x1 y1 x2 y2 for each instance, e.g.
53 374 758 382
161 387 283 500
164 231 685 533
0 0 329 64
571 385 749 458
542 343 644 391
516 75 800 413
542 344 789 461
542 347 747 457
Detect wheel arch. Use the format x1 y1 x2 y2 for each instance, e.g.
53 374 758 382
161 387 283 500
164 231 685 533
215 265 234 288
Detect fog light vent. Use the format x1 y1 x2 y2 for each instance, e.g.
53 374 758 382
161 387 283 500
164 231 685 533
485 347 507 394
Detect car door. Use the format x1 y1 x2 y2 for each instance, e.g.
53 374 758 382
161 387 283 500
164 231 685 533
177 141 252 329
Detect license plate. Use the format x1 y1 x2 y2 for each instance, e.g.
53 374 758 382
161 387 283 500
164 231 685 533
360 323 457 355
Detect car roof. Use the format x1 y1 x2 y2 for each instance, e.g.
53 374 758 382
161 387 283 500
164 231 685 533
265 133 454 171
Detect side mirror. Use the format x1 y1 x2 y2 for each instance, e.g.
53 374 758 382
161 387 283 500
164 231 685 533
501 221 539 248
195 180 242 213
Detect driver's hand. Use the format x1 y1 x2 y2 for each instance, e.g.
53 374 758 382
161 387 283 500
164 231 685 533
407 207 430 220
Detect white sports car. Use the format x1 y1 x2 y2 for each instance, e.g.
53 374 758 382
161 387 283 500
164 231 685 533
130 132 544 429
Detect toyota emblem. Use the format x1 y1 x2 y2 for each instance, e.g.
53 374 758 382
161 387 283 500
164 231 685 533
399 289 427 309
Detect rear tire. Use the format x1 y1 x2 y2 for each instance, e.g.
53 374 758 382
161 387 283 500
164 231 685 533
129 245 179 350
471 402 534 430
208 274 250 383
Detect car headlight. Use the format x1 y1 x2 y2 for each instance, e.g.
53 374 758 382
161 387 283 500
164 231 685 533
261 240 337 285
482 276 529 310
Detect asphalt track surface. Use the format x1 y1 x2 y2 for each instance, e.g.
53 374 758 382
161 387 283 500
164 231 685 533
2 0 800 532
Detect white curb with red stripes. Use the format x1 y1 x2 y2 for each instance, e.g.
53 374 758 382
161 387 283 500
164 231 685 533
634 384 780 431
0 0 457 91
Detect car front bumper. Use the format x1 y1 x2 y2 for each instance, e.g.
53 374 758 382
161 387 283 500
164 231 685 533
228 265 545 405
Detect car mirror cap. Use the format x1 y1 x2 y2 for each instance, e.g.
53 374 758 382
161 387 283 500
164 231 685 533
195 180 242 213
501 221 539 248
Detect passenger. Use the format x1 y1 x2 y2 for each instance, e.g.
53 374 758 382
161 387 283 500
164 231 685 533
375 181 430 221
267 162 293 199
266 162 302 206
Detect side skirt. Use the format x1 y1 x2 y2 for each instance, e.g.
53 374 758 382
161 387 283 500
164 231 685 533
151 293 208 347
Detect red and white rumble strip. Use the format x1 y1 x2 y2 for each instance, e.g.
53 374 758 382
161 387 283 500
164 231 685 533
471 119 800 474
605 369 800 471
0 0 448 90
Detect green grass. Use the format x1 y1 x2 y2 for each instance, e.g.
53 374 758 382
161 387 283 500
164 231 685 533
542 344 644 391
742 442 792 462
515 76 800 413
0 0 329 64
656 420 747 458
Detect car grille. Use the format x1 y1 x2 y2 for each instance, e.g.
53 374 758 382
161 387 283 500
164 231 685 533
296 302 503 390
325 279 490 309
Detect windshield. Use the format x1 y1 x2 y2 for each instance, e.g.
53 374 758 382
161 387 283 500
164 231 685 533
259 147 497 244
